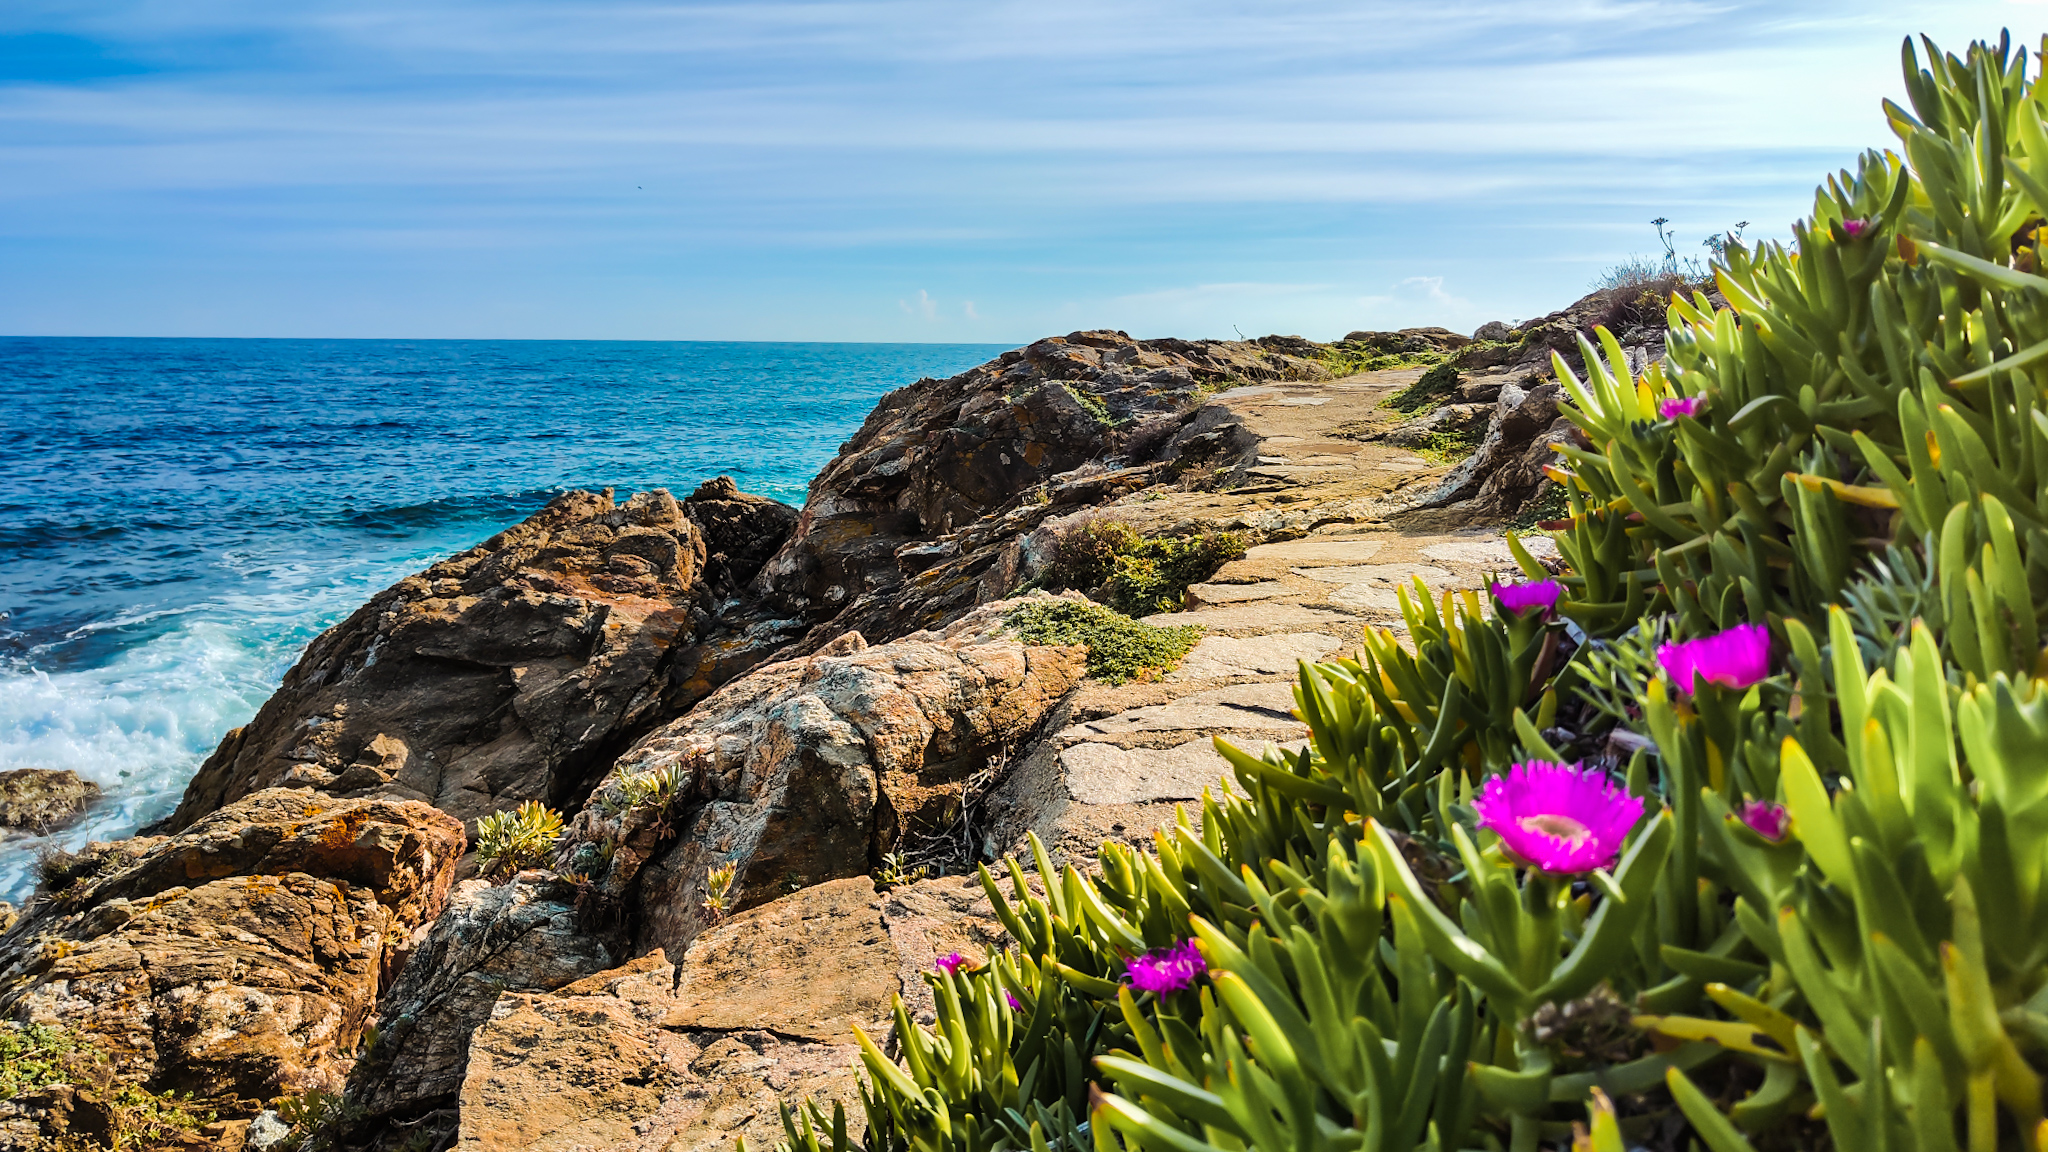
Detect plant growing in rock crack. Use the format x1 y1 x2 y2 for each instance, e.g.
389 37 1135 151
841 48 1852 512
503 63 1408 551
700 860 739 918
474 800 563 882
872 851 927 890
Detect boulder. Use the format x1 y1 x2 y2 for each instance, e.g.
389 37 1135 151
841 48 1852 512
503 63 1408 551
0 789 465 1111
0 768 100 837
1472 320 1513 342
163 489 724 833
1383 403 1490 449
451 876 1007 1152
1418 380 1579 515
557 597 1086 959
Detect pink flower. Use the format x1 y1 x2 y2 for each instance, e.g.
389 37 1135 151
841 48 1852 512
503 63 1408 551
1842 218 1872 239
1657 623 1771 696
1126 940 1205 995
1659 397 1702 419
935 952 968 975
1473 761 1645 874
1740 800 1789 842
1004 990 1023 1011
1492 578 1562 617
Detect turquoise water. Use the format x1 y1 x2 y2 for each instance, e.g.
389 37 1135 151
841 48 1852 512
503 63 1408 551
0 337 1006 901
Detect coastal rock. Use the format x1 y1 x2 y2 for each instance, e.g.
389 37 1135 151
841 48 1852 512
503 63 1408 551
1336 327 1470 352
0 789 464 1108
1419 379 1574 514
752 331 1327 652
163 488 755 834
0 768 100 837
1472 320 1513 342
350 875 616 1122
452 876 1005 1152
559 597 1085 959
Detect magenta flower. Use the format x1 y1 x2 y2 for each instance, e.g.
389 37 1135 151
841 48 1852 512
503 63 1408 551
1492 578 1562 617
1842 218 1872 239
1658 396 1702 419
1473 761 1645 874
935 952 968 975
1126 940 1205 995
1657 623 1771 696
1004 990 1023 1011
1740 800 1789 842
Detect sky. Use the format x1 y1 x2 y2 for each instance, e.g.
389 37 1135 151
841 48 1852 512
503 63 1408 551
0 1 2038 342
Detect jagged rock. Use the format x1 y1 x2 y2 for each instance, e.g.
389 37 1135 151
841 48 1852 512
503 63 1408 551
558 597 1087 958
751 331 1326 653
1418 379 1573 514
0 789 464 1109
350 875 616 1122
163 489 732 833
683 475 803 601
452 876 1006 1152
1473 320 1513 342
0 768 100 838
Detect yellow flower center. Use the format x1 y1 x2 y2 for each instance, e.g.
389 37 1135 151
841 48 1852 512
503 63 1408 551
1519 813 1590 843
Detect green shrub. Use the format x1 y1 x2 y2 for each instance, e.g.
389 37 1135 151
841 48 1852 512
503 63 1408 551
1041 520 1246 615
787 31 2048 1152
474 800 564 881
1004 600 1203 685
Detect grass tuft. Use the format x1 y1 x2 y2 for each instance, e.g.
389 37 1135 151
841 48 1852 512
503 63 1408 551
1005 600 1204 685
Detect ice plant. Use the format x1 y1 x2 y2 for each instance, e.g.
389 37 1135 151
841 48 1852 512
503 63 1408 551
1656 623 1771 696
1740 800 1789 841
1492 577 1561 617
1473 761 1644 874
1841 217 1872 239
935 952 967 975
1125 940 1205 994
1658 396 1702 419
1004 990 1022 1011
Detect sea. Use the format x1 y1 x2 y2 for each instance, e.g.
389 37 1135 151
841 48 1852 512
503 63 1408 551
0 337 1008 904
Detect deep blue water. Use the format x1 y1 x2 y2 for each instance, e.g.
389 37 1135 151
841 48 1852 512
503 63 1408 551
0 337 1006 902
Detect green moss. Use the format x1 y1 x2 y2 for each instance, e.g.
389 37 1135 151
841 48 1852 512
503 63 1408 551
0 1022 217 1145
1511 481 1572 530
1413 428 1483 465
1322 345 1448 377
1382 361 1462 415
1060 383 1112 425
1004 601 1204 685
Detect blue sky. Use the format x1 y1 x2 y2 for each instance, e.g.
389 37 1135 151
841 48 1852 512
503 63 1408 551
0 1 2034 341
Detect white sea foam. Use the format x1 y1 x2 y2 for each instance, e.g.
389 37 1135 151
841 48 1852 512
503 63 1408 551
0 545 464 905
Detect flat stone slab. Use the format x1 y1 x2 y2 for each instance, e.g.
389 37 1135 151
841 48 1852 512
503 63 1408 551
1168 632 1344 680
1186 580 1303 605
1061 740 1231 805
1420 536 1560 565
1062 682 1303 740
1144 602 1364 636
1243 539 1386 566
1324 585 1406 614
1292 563 1453 586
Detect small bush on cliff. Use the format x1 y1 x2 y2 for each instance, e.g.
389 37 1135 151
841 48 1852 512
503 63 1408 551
1003 600 1202 685
474 800 563 881
1041 520 1246 614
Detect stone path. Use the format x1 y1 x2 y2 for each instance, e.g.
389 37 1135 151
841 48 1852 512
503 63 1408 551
988 366 1558 863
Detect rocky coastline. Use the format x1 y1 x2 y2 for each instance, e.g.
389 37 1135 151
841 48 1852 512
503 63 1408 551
0 284 1674 1151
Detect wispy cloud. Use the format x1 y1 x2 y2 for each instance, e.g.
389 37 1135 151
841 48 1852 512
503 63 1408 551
0 0 2026 339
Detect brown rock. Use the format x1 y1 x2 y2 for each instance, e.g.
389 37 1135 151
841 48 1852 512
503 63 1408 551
0 768 100 837
453 875 1006 1152
0 789 464 1107
163 489 717 833
350 875 617 1120
560 597 1085 958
